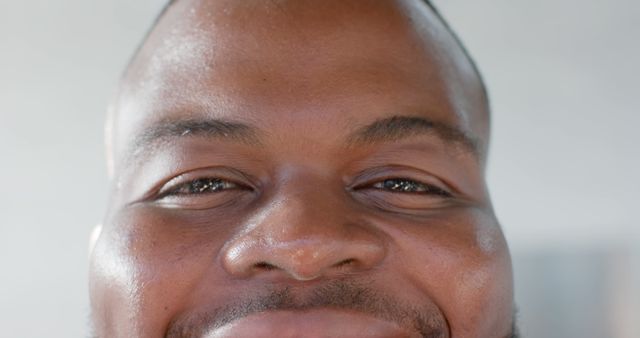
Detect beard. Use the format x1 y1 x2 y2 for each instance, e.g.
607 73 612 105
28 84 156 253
89 279 518 338
165 279 447 338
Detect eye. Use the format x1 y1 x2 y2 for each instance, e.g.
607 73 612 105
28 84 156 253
152 168 255 209
161 177 240 197
372 178 452 197
352 173 455 212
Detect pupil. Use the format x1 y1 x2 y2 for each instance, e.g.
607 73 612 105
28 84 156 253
383 179 418 192
190 179 223 193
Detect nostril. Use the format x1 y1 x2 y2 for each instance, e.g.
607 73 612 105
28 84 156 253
254 262 277 271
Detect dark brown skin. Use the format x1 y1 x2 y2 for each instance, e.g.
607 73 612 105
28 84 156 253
90 0 514 337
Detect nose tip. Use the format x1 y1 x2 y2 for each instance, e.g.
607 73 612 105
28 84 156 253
221 174 387 282
222 235 386 281
272 244 330 281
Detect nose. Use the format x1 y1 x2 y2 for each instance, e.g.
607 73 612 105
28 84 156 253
221 177 386 281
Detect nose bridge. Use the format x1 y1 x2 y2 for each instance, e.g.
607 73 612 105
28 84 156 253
221 173 386 281
272 175 346 238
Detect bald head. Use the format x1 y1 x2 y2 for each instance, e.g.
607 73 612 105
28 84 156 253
92 1 514 337
106 0 490 177
138 0 479 82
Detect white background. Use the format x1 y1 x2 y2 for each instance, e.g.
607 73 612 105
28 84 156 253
1 0 638 337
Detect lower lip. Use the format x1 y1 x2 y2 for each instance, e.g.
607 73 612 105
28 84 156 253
205 309 419 338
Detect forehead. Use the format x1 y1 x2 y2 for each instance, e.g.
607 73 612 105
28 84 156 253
111 0 487 168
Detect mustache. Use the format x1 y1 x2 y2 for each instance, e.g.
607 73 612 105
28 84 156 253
165 280 446 338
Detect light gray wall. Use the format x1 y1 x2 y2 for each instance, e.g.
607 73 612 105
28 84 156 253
1 0 638 337
432 3 640 334
435 0 640 251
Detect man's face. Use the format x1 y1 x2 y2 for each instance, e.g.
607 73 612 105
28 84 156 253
90 0 514 337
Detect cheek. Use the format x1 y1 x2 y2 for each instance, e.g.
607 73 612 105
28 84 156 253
89 206 234 338
387 208 513 338
89 229 141 337
449 245 513 337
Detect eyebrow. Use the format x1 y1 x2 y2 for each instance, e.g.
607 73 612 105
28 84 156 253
125 115 480 164
347 116 481 158
127 118 261 160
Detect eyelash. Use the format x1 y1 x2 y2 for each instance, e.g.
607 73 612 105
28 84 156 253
370 178 452 197
160 178 241 197
161 177 451 198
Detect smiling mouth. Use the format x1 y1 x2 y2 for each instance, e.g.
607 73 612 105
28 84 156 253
204 308 422 338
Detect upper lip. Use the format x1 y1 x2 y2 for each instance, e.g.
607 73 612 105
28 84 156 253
203 308 423 338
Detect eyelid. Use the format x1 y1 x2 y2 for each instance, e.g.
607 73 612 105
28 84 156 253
151 167 256 200
349 166 455 195
158 177 241 198
370 179 452 197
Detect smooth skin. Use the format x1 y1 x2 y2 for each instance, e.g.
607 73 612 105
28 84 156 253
90 0 514 337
